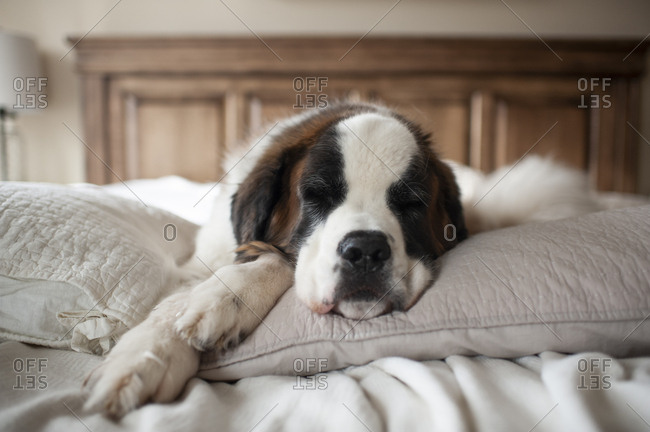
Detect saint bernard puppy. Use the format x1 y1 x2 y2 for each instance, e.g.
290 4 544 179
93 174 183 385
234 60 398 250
84 101 599 417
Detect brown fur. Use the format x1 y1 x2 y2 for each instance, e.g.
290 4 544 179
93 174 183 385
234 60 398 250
235 241 291 264
427 156 467 256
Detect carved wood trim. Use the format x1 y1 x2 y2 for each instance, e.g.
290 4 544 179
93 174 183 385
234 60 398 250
68 37 647 76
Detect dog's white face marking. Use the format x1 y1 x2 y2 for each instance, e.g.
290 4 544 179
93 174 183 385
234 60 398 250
294 113 433 319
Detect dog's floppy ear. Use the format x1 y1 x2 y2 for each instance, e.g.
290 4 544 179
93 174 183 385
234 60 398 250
428 157 468 256
230 145 306 263
391 113 467 257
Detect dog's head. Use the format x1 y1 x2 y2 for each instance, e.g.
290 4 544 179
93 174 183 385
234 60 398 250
232 103 467 319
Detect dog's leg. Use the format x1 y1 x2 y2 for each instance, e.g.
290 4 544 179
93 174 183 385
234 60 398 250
84 253 293 417
175 253 294 351
83 291 200 418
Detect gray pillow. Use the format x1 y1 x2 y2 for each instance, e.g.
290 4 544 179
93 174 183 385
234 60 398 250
198 205 650 380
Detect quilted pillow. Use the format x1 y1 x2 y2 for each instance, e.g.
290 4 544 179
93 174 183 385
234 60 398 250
0 183 198 355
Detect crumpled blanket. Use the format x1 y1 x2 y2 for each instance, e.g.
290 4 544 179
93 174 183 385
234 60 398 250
0 341 648 432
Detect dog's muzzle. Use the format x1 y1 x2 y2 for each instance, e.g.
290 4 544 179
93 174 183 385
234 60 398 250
331 230 393 305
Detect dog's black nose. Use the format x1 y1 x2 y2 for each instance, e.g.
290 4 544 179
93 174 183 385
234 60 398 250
338 231 391 273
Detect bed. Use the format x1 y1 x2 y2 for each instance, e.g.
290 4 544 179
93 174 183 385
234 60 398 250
1 37 650 431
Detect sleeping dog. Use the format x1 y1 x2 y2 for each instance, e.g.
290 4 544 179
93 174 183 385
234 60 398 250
84 102 598 416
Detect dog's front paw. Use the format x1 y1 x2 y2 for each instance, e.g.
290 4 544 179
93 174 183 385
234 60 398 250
175 287 254 351
84 353 164 418
83 323 199 418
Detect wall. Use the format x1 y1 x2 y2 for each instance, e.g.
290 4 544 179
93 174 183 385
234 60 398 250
0 0 649 192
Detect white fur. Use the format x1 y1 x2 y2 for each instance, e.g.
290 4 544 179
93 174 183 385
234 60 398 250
449 156 602 234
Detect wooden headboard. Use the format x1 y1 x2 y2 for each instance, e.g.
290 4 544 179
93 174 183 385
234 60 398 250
70 37 647 192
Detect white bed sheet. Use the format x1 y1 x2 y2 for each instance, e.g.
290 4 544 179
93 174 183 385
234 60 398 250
1 341 649 432
99 176 217 225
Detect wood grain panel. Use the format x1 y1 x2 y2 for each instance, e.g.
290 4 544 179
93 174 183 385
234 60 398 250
494 100 588 170
105 77 230 182
81 75 109 184
246 81 365 133
376 96 469 163
136 100 222 181
247 93 295 132
470 92 495 171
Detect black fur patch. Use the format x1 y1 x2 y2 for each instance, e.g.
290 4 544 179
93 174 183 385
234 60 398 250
386 128 467 267
290 126 348 248
387 153 437 263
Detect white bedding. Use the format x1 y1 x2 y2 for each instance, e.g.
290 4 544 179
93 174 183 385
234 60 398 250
100 176 216 225
1 177 649 431
1 341 649 432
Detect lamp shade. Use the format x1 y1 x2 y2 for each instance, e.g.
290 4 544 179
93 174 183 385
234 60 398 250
0 32 44 112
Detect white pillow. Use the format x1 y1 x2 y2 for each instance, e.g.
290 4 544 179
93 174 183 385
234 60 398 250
0 183 198 355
